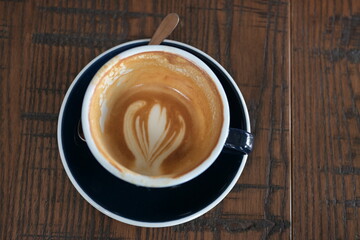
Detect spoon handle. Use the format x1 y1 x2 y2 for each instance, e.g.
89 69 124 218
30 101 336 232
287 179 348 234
149 13 179 45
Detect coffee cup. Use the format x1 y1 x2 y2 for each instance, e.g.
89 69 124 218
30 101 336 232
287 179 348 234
81 45 253 188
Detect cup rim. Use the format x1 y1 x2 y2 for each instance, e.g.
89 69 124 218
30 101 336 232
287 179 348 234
81 45 230 187
58 39 251 227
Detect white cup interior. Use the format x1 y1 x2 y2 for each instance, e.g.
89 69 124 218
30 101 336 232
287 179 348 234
81 45 230 187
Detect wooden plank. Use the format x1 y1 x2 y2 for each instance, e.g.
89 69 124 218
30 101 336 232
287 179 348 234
291 0 360 239
0 0 290 239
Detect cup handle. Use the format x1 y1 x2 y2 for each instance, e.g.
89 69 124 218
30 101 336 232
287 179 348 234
224 128 254 154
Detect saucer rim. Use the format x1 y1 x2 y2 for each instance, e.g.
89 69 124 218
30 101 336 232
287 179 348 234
57 39 251 228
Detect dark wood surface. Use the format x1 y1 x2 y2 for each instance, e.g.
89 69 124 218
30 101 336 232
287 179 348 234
292 0 360 239
0 0 357 239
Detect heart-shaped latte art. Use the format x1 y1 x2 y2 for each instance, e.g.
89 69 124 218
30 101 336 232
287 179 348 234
123 100 186 172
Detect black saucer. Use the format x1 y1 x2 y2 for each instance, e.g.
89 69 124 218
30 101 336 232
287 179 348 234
58 40 249 227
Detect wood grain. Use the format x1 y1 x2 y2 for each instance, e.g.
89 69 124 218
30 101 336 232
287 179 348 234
291 0 360 239
0 0 290 239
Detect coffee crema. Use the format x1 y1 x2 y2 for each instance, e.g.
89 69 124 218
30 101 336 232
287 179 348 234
89 51 223 178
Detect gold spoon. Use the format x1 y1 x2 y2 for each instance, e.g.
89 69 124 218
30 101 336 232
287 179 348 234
148 13 180 45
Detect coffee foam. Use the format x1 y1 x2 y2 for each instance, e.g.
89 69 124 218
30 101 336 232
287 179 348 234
89 51 223 178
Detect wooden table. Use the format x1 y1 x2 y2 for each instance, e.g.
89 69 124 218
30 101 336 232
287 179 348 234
0 0 359 239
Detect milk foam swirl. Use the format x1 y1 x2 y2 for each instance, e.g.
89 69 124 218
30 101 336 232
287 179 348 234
123 101 185 171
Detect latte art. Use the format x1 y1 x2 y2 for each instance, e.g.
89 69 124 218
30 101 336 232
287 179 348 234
88 51 224 177
123 101 185 172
